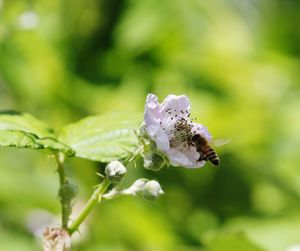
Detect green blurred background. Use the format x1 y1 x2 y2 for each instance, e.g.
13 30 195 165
0 0 300 250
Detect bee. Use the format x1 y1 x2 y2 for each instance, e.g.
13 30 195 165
170 117 229 166
190 134 229 166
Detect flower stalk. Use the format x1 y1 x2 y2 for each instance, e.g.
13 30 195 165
67 179 111 235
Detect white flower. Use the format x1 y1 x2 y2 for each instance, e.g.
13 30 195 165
144 94 212 168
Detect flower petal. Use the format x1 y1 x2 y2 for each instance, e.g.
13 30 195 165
191 123 212 141
180 147 206 168
162 95 191 113
160 95 191 126
144 94 162 127
147 125 170 151
166 147 206 168
166 148 193 167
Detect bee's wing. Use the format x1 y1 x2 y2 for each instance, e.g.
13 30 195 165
210 138 231 147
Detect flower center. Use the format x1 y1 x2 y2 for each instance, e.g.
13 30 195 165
158 107 203 150
167 117 194 149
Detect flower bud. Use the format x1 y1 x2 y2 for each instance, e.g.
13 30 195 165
123 179 164 201
122 178 148 195
105 160 127 183
140 180 164 201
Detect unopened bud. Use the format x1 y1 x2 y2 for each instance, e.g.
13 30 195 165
105 160 127 183
122 179 148 195
141 180 164 201
123 179 164 201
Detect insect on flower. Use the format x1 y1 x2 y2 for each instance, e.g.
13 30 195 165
143 94 229 168
189 133 229 166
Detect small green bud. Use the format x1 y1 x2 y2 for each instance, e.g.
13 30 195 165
59 183 78 202
105 160 127 183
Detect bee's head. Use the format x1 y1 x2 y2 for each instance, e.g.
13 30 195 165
191 134 200 142
192 133 208 145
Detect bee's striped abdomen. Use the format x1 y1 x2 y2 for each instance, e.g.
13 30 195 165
202 145 220 166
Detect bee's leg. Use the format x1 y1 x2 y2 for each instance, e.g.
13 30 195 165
189 144 195 148
197 152 207 162
188 142 195 147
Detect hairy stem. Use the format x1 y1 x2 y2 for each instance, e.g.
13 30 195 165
67 179 111 235
55 153 70 229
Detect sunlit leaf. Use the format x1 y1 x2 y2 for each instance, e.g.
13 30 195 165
59 112 142 162
35 137 75 156
0 111 54 137
0 130 74 156
0 111 74 155
0 130 41 149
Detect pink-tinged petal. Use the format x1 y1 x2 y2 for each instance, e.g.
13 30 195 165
144 94 162 127
184 161 206 169
147 125 170 151
162 95 190 113
191 123 212 141
167 147 206 168
180 147 206 168
166 148 194 167
160 95 191 126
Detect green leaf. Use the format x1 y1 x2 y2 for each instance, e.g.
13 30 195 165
0 130 75 156
35 137 75 156
59 112 142 162
0 111 54 137
0 130 41 149
0 111 74 155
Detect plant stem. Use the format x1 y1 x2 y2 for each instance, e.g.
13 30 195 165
67 179 111 235
55 153 70 229
56 153 67 186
